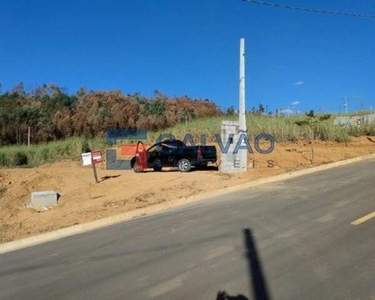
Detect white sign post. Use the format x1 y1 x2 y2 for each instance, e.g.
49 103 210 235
82 152 100 183
82 152 92 166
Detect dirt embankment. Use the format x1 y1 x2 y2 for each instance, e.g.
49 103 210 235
1 137 374 243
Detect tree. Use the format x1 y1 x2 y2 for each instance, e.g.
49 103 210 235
295 114 332 164
226 106 235 116
0 84 222 144
258 103 265 114
306 110 315 117
11 82 26 97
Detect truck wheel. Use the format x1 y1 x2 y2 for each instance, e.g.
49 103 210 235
178 158 191 172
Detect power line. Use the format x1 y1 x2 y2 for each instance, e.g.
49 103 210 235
242 0 375 19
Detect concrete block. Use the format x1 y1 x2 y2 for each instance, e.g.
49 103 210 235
220 120 246 173
31 191 60 211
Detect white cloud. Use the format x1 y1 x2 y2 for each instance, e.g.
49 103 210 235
291 101 300 106
279 109 295 115
294 81 304 86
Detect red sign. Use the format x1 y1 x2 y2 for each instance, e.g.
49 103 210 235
91 151 102 164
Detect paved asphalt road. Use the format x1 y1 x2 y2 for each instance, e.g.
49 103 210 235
1 159 375 300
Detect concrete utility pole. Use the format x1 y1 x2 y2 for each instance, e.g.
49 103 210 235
219 38 248 173
239 38 247 170
239 38 246 131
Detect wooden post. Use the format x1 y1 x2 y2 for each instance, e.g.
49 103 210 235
91 156 98 183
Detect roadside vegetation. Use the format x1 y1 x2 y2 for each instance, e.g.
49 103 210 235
0 83 220 146
1 112 371 168
0 137 105 168
1 83 373 167
149 113 351 143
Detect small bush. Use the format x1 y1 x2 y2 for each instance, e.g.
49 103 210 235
13 151 28 166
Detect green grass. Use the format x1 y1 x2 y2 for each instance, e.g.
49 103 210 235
0 137 106 168
149 114 351 143
2 114 372 168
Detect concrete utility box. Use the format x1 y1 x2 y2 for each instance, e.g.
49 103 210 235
220 121 247 173
31 191 59 211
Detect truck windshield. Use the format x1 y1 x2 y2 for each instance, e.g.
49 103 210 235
148 144 160 153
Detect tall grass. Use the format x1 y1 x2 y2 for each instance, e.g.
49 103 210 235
0 114 367 168
0 137 106 168
149 114 351 143
148 116 235 143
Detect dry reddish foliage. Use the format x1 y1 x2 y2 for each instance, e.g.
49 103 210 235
0 84 221 145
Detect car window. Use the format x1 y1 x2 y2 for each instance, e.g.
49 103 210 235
161 142 176 152
148 144 160 153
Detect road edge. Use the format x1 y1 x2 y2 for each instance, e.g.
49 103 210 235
1 153 374 255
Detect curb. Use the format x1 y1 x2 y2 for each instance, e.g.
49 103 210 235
1 153 374 255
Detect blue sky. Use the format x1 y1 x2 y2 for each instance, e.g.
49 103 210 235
1 0 374 113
